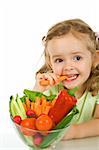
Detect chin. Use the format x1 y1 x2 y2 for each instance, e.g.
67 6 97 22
63 82 79 90
63 84 76 90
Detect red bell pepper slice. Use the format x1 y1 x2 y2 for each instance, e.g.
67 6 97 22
48 89 77 124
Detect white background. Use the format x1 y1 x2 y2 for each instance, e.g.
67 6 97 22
0 0 99 149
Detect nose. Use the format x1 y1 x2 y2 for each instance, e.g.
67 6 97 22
63 61 74 72
64 66 74 72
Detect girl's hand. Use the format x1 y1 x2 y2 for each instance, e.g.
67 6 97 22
33 72 59 92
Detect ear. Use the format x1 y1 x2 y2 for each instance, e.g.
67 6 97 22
93 50 99 67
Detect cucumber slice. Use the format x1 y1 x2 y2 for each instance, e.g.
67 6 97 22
10 96 26 119
16 94 26 119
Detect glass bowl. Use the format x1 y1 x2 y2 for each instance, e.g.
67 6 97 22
12 120 69 150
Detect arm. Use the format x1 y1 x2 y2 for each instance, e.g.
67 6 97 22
63 104 99 140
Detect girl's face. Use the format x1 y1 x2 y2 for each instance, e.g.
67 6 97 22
47 33 94 89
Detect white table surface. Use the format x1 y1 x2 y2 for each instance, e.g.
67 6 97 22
0 131 99 150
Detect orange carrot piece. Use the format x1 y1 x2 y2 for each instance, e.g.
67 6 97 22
39 75 67 86
35 105 42 116
31 102 34 111
46 101 51 106
43 105 51 115
58 75 67 82
51 99 56 106
35 97 41 105
25 98 31 109
39 79 50 86
41 96 47 113
33 97 41 116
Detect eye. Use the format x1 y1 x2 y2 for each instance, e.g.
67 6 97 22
54 58 63 63
73 55 82 61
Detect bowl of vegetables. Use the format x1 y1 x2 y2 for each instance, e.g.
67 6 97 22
9 87 78 150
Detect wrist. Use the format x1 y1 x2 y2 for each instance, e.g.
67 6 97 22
33 84 45 92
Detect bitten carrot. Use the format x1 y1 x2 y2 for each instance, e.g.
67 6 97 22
39 75 67 86
57 75 67 82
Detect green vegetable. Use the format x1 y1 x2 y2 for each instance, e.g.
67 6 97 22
23 89 56 102
39 107 78 148
9 95 26 119
68 86 79 96
10 96 17 117
16 94 26 118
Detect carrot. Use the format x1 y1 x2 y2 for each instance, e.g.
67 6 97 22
39 75 67 86
39 79 50 86
31 102 35 110
41 96 47 113
58 75 67 82
33 97 41 116
46 101 51 106
25 98 31 109
43 105 51 115
35 105 42 116
51 99 56 106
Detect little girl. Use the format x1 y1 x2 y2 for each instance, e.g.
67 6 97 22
33 19 99 140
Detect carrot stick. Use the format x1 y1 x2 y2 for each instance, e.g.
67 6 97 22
35 105 42 116
39 75 67 86
43 106 51 115
51 99 56 106
46 101 51 106
41 96 47 113
33 97 41 116
39 79 50 86
25 98 31 109
31 102 34 110
57 75 67 82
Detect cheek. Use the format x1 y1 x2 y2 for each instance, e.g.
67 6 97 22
52 64 62 75
79 62 92 76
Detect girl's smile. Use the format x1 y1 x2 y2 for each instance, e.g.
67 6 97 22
65 74 79 82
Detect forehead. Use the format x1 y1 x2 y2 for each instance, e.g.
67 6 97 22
47 33 90 56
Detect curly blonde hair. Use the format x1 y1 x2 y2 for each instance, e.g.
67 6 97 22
37 19 99 95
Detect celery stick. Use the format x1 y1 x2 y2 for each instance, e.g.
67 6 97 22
16 94 26 119
10 96 26 119
10 97 17 117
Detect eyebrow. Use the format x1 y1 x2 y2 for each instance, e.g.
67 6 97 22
71 51 85 55
71 51 84 54
52 55 63 59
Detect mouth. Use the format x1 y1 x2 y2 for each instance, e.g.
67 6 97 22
65 74 79 82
